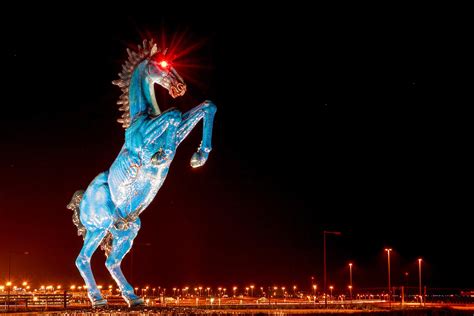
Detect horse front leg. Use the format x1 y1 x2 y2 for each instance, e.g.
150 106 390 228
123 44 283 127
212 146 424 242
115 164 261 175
176 100 217 168
142 108 182 165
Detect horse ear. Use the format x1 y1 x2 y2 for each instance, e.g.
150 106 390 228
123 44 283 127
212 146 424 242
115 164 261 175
150 44 158 56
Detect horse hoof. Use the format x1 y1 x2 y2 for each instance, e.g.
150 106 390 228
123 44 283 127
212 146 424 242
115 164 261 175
190 152 207 168
127 297 145 307
91 298 108 308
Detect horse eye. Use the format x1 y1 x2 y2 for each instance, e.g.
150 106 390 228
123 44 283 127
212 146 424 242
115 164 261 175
158 60 169 69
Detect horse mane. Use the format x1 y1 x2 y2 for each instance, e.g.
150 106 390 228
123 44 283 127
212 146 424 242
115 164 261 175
112 39 159 129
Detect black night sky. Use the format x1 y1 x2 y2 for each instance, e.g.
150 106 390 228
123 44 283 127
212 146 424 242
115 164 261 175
1 5 472 292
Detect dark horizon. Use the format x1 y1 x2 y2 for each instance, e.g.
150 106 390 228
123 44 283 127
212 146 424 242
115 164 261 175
1 6 471 291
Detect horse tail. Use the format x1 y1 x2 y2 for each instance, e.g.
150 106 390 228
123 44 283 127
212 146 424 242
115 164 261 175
67 190 87 239
100 232 113 257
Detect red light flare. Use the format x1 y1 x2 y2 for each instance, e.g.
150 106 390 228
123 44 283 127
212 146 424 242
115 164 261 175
153 30 213 90
135 29 214 104
158 60 170 69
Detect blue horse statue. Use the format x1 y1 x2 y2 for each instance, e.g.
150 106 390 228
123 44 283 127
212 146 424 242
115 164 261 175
67 39 216 307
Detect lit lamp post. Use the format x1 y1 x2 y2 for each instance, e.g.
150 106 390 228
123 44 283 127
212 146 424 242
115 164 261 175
323 230 341 308
329 286 334 301
418 258 423 305
250 285 254 297
349 263 353 300
385 248 392 306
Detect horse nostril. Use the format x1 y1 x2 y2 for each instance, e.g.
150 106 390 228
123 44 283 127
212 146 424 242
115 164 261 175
177 83 186 94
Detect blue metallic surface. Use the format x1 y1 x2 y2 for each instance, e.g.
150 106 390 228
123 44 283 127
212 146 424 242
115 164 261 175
67 39 216 307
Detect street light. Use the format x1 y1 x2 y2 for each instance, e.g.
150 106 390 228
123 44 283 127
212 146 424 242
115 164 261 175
250 285 254 297
324 230 341 308
418 258 423 305
349 263 353 300
385 248 392 306
329 286 334 300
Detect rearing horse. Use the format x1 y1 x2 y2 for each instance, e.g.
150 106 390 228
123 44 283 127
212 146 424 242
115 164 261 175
67 39 216 307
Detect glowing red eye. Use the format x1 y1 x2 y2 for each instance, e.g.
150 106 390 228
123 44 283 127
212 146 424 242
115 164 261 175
159 60 169 69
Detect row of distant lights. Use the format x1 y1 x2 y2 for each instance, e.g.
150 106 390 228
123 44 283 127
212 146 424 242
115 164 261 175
0 281 31 291
0 284 343 293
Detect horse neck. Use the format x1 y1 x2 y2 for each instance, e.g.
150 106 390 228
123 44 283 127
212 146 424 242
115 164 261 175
128 62 156 121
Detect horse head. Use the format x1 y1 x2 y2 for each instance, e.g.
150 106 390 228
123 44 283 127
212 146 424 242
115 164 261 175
112 39 187 128
147 50 186 99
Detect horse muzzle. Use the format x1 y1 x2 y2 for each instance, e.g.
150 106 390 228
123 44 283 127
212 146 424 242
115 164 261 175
170 83 186 98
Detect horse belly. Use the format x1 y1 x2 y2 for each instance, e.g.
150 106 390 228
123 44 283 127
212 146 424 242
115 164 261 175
109 161 170 215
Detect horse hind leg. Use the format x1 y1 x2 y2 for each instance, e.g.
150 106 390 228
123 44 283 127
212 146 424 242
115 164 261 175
75 171 114 307
105 219 144 307
75 229 109 307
